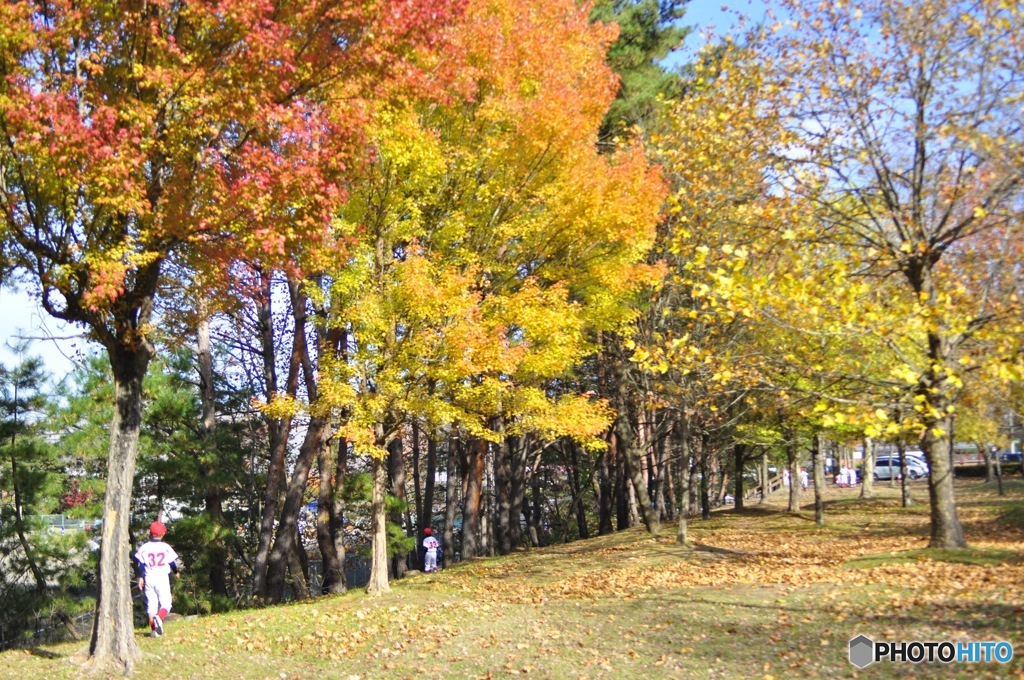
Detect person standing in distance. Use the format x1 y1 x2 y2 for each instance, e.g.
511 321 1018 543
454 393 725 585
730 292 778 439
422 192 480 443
135 521 181 637
423 527 440 574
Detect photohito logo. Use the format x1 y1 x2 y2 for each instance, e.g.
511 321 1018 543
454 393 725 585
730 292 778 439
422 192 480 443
849 635 1014 668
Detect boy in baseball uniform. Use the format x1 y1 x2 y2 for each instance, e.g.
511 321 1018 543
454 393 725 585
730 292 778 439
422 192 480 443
422 527 440 573
134 521 180 637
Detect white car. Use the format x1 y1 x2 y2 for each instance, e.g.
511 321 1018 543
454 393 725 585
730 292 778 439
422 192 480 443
874 455 928 481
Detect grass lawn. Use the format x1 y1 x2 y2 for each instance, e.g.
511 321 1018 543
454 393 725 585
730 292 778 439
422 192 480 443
2 479 1023 679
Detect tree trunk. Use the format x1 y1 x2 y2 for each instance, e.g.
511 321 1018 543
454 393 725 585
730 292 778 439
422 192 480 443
688 454 699 515
982 442 995 483
329 436 349 593
614 365 660 533
568 440 590 539
528 453 544 547
675 415 691 545
921 413 966 548
860 436 876 500
461 437 486 559
264 418 329 603
388 436 408 578
509 434 531 548
495 430 514 555
264 278 323 603
443 437 458 562
897 442 913 507
993 448 1004 496
760 451 769 503
812 433 825 526
412 423 423 546
87 345 151 673
734 443 745 510
787 444 800 513
663 432 676 521
654 423 670 520
424 436 438 531
366 451 390 595
252 271 301 601
316 434 344 594
10 454 46 594
323 324 349 594
699 434 711 520
596 441 615 535
196 311 228 598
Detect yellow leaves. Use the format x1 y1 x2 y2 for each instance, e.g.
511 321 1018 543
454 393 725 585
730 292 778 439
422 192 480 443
255 392 301 419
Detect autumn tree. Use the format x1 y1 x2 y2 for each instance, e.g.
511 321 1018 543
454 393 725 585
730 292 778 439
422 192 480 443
316 0 664 592
757 0 1024 548
0 0 460 670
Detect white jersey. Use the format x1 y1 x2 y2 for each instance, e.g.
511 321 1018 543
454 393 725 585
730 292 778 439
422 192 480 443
135 539 179 584
423 536 439 553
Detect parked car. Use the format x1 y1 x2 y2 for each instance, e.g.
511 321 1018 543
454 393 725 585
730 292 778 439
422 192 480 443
999 450 1022 464
874 455 928 481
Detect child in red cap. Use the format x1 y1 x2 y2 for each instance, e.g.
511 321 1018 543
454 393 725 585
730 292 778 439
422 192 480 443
134 520 181 637
422 528 440 573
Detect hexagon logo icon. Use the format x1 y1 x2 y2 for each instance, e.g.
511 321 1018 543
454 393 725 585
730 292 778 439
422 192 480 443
849 634 875 669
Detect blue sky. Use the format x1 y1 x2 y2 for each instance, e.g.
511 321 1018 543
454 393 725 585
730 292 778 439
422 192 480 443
0 1 771 382
682 0 770 53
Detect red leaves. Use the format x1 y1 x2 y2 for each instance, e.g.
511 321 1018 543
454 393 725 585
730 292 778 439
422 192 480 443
0 0 464 315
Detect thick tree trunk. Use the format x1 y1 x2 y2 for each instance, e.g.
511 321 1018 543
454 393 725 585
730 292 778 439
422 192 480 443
326 436 349 593
495 431 514 555
911 277 966 546
860 437 875 499
265 418 329 603
366 451 390 595
509 435 531 548
787 444 800 513
733 443 745 510
921 414 966 547
323 325 349 594
462 438 486 559
388 436 408 578
812 433 825 526
982 442 995 483
317 434 344 594
87 345 151 673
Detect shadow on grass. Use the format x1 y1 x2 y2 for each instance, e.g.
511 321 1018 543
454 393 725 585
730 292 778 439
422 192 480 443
24 647 62 660
843 546 1021 569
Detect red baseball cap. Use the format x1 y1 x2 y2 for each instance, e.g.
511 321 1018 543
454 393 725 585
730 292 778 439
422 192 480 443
423 528 432 535
149 521 166 538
